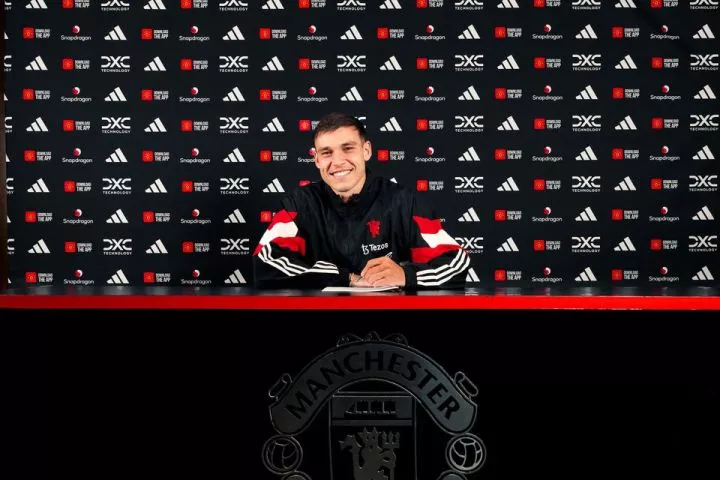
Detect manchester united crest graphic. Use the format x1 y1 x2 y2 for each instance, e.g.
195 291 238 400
263 333 486 480
367 220 381 239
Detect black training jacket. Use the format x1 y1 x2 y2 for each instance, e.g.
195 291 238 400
252 172 471 290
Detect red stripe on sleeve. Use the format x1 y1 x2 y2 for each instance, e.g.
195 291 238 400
268 209 298 228
271 237 307 256
412 215 443 234
411 244 461 263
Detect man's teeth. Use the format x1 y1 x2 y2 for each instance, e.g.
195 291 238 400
332 170 351 177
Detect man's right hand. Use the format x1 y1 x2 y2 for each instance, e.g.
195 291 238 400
349 273 373 287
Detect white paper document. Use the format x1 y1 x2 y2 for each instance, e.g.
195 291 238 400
322 286 401 293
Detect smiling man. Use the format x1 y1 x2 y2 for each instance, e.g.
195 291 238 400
252 112 471 290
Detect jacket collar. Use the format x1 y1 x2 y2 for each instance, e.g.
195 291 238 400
323 168 379 215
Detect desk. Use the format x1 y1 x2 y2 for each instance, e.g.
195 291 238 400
2 285 720 309
3 287 718 479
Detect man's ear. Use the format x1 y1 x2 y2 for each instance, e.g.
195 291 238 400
363 140 372 161
313 148 320 168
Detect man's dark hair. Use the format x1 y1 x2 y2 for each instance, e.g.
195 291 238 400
313 112 368 144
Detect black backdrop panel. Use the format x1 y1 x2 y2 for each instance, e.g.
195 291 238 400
3 0 719 287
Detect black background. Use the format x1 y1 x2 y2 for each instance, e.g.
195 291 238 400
4 310 719 479
4 2 719 287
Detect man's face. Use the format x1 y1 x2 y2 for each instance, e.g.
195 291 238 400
314 126 371 197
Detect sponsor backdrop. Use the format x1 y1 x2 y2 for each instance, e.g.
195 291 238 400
2 0 719 288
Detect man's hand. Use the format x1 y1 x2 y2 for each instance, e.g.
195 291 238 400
349 273 373 287
360 257 406 287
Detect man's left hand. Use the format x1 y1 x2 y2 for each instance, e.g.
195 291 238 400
361 257 405 287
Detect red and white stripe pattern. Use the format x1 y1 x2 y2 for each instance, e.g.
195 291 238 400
254 210 340 277
411 216 470 286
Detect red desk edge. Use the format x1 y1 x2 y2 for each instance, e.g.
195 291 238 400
1 295 720 310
